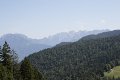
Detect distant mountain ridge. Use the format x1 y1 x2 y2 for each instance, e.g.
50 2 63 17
0 34 51 60
0 29 109 60
38 29 109 46
81 30 120 40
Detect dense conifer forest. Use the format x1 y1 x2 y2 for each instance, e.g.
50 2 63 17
28 30 120 80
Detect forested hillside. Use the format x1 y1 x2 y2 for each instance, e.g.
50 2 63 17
28 30 120 80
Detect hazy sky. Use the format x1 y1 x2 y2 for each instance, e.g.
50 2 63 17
0 0 120 38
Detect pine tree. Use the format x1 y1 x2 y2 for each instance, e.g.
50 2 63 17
2 42 12 67
0 46 2 63
11 50 20 80
33 68 44 80
0 64 7 80
2 41 13 80
20 57 34 80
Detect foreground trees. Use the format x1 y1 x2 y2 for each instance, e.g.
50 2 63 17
0 41 44 80
20 57 44 80
0 41 13 80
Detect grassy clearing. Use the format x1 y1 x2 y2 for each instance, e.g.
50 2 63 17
104 66 120 78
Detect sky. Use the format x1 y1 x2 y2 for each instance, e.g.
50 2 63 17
0 0 120 39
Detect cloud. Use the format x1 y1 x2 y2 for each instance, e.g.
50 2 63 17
100 19 107 24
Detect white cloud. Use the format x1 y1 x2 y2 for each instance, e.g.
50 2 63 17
100 19 107 24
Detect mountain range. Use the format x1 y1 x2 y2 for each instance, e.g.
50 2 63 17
38 29 109 46
0 34 50 60
0 29 109 60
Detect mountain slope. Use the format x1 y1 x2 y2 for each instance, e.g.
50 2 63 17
28 30 120 80
55 42 72 47
81 30 120 40
0 34 50 60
